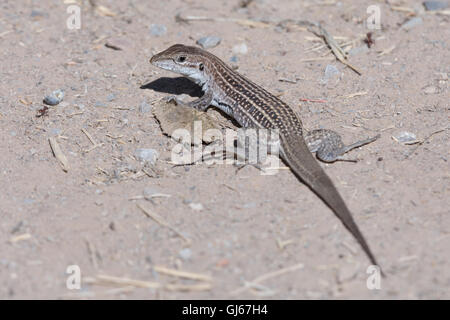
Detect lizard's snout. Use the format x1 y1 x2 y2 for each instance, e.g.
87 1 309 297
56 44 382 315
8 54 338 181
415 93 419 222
149 53 161 65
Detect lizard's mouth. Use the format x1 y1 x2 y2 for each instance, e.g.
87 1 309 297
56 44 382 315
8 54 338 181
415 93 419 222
150 58 196 79
150 58 172 70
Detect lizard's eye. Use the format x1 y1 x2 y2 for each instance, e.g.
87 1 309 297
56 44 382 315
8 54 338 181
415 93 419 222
199 63 204 71
177 56 186 63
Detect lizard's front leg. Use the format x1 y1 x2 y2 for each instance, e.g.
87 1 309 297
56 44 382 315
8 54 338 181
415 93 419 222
305 129 380 162
165 90 213 111
186 90 213 111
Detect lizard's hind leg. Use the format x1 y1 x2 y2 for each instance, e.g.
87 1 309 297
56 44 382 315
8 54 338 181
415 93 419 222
305 129 380 163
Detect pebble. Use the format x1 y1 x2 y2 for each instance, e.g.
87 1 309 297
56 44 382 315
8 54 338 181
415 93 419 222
43 89 64 106
139 101 152 113
134 148 159 165
320 64 340 84
232 43 248 55
196 36 222 49
50 128 62 136
393 131 418 144
423 85 439 94
308 104 323 115
150 24 167 37
106 93 116 102
401 17 423 30
241 202 256 209
94 101 107 108
178 248 192 261
348 46 369 56
423 1 448 11
30 10 47 18
229 55 239 63
23 198 35 205
189 203 204 211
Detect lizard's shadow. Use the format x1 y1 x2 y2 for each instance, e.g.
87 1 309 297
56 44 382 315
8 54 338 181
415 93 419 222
140 77 203 98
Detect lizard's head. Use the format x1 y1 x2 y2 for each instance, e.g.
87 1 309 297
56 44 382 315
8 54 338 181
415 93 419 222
150 44 210 85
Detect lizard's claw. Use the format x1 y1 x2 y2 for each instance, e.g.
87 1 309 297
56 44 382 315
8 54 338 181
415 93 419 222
165 95 185 106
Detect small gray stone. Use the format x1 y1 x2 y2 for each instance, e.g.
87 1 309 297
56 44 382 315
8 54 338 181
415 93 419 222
320 65 340 84
139 101 152 113
232 43 248 55
43 89 64 106
423 85 439 94
423 1 448 11
274 26 285 33
107 93 116 102
50 128 61 136
189 203 204 211
23 198 35 205
196 36 222 49
241 202 256 209
229 55 239 63
135 148 159 165
348 45 369 56
94 101 107 108
401 17 423 30
178 248 192 261
150 24 167 37
31 10 47 18
308 104 323 115
393 131 418 144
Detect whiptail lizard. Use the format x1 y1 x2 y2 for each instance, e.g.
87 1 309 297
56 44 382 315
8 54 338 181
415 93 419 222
150 44 382 272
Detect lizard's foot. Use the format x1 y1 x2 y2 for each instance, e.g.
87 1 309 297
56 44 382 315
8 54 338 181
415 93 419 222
165 95 186 106
166 93 213 112
305 129 380 163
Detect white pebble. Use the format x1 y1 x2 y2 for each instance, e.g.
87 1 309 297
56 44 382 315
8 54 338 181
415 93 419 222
232 43 248 55
135 148 159 165
189 203 204 211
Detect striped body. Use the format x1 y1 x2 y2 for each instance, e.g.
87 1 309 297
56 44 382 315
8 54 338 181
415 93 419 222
150 44 381 270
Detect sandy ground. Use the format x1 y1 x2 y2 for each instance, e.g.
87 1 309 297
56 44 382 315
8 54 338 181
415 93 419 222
0 0 449 299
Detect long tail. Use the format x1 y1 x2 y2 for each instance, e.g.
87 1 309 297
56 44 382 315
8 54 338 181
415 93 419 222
280 132 381 271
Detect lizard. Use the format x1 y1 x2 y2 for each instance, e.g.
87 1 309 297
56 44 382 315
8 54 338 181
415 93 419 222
149 44 382 272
